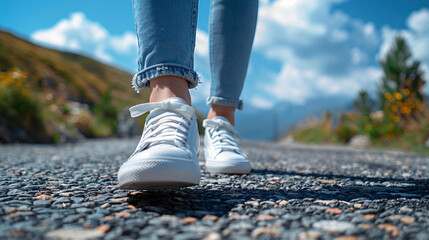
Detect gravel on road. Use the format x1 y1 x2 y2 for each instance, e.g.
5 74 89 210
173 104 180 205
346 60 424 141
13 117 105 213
1 138 429 240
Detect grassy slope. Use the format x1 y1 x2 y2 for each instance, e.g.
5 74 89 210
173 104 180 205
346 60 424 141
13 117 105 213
0 30 204 135
0 30 148 108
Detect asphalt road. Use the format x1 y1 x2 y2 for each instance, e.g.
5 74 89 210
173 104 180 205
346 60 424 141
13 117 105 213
1 138 428 239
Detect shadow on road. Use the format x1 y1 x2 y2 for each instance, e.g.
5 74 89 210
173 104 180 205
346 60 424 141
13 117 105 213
251 169 429 185
127 169 429 219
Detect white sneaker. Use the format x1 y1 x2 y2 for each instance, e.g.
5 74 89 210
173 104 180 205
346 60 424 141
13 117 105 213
203 117 251 174
118 97 201 190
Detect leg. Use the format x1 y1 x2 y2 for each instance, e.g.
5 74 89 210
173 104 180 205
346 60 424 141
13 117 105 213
149 76 191 105
207 0 258 124
118 0 201 190
132 0 199 105
203 0 258 174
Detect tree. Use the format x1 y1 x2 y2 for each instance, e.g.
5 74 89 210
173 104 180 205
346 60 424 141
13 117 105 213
354 90 374 117
353 89 380 138
378 35 426 122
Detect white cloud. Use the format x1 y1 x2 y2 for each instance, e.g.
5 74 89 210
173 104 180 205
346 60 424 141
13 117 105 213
407 8 429 63
331 28 349 42
31 11 213 100
265 64 314 104
191 30 211 103
194 30 210 75
31 12 136 63
377 27 397 60
190 77 210 104
110 32 137 54
265 5 429 103
250 95 275 109
253 0 381 103
408 8 429 34
351 47 368 65
195 30 209 58
265 64 381 104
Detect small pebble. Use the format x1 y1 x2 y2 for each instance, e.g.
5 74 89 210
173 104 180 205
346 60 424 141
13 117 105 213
34 195 52 200
251 227 281 238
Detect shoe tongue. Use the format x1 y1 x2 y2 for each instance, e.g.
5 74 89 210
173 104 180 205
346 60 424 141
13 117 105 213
149 108 172 119
210 117 238 136
167 97 188 105
213 116 230 124
148 97 189 119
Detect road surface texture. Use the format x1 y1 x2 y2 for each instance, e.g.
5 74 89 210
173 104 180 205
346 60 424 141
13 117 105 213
1 138 429 240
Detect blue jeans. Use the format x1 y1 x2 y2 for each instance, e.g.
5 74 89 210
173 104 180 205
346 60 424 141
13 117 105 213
132 0 258 110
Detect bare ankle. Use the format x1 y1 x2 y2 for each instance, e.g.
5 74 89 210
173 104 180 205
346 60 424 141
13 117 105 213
149 76 191 105
207 105 235 125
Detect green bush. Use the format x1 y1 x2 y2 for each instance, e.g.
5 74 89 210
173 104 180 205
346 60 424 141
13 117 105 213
292 112 338 144
91 87 118 137
335 113 358 143
0 68 52 142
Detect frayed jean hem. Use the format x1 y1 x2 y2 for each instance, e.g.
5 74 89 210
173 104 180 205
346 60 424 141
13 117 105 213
206 96 243 110
131 64 200 93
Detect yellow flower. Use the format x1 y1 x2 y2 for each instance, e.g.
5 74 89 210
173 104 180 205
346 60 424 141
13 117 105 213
393 116 400 123
403 89 410 95
394 92 402 100
384 93 395 102
400 107 410 114
364 124 372 131
21 72 28 79
390 105 398 112
396 101 403 107
21 89 28 96
406 107 411 114
384 93 392 99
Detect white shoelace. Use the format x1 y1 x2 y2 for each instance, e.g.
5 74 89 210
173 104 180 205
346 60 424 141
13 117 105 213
203 119 241 153
129 99 195 153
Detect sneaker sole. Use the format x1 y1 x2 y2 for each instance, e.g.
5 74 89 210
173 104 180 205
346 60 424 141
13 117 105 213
205 160 251 174
118 159 201 190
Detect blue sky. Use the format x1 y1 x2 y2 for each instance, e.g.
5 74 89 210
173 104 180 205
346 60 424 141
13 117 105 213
1 0 429 111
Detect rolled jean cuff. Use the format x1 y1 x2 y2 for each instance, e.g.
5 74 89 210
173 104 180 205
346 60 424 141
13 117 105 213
131 64 200 93
206 96 243 110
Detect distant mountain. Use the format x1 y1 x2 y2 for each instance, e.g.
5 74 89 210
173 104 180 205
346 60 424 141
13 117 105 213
235 96 355 141
193 96 355 141
192 96 353 141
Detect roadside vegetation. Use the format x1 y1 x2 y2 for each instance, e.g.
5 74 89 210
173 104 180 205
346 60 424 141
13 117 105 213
289 36 429 154
0 67 120 142
0 31 205 143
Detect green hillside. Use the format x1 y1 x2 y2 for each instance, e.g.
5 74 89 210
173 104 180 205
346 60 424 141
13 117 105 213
0 30 203 143
0 30 148 107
